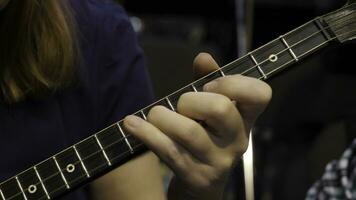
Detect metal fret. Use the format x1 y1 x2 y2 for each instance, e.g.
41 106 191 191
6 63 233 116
191 84 198 92
116 123 134 154
165 97 175 111
280 36 299 61
249 54 267 79
73 146 90 178
219 69 226 77
34 166 50 199
15 177 27 200
140 110 147 120
0 189 5 200
52 157 70 189
94 134 112 166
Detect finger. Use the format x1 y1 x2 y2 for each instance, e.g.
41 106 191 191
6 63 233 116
193 52 220 79
146 106 215 162
203 74 272 123
123 115 195 177
177 92 246 141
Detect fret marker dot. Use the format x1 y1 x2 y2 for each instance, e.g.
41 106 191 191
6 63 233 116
66 164 75 173
28 185 37 194
269 54 278 63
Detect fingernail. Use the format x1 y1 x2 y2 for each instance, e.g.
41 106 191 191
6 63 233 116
203 81 217 91
125 115 143 128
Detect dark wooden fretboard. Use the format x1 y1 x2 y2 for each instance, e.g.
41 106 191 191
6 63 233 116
0 13 346 200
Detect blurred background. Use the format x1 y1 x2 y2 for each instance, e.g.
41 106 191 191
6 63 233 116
116 0 356 199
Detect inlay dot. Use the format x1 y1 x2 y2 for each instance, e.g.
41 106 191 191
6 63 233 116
28 185 37 194
66 164 75 173
268 54 278 63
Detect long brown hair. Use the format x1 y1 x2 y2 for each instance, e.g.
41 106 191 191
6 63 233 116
0 0 79 103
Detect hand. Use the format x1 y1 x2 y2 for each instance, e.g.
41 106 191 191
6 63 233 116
123 53 272 200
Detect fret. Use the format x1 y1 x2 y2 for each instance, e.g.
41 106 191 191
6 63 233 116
249 37 295 78
221 55 260 78
36 159 67 197
249 53 267 80
280 36 299 61
116 122 134 154
15 177 27 200
73 146 90 178
17 168 49 200
191 84 198 92
95 124 132 164
165 97 175 112
0 189 5 200
52 157 70 189
76 136 109 175
0 178 25 200
218 69 226 77
54 147 88 187
94 134 112 166
140 110 147 120
126 134 145 152
34 167 50 199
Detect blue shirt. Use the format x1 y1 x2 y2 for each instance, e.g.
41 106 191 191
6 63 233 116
0 0 154 199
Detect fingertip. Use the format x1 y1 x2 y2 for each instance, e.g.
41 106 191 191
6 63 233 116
193 52 220 79
124 115 144 130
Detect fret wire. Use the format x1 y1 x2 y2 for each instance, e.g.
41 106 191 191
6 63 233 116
280 36 299 61
94 135 112 166
52 157 69 189
73 146 90 178
249 54 267 79
15 177 27 200
34 166 50 200
219 69 226 77
191 84 198 92
0 189 5 200
116 123 134 154
140 110 147 120
165 97 175 112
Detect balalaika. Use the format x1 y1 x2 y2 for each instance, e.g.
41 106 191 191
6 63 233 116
1 1 356 200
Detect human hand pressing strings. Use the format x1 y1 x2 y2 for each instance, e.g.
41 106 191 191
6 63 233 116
123 52 272 200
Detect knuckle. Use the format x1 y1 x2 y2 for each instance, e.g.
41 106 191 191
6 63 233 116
166 147 184 168
210 96 233 118
236 137 249 155
185 121 200 138
218 156 235 171
256 82 273 105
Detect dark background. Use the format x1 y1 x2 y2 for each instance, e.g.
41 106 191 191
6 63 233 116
118 0 356 199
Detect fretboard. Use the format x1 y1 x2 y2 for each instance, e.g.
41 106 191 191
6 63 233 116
0 17 337 200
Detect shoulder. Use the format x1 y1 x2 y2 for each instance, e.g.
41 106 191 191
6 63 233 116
71 0 133 42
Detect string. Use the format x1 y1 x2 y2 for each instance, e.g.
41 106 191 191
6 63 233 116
2 6 356 200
